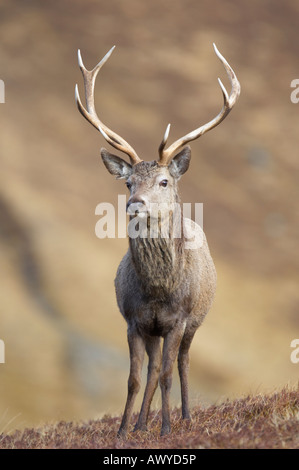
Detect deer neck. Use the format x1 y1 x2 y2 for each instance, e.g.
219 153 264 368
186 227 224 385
129 209 184 299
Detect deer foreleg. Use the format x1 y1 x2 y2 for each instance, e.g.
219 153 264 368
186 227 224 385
178 329 196 420
134 336 162 431
159 320 186 436
117 328 145 437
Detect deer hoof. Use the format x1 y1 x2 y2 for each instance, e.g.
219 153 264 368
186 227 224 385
117 427 128 439
160 424 171 436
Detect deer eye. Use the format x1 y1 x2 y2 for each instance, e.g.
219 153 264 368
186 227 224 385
126 182 132 190
160 179 168 188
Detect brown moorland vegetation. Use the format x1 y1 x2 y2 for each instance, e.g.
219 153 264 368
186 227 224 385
0 384 298 449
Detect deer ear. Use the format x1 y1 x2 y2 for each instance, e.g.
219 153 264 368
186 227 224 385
168 146 191 179
101 148 133 179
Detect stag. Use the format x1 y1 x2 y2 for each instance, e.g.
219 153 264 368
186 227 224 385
75 44 240 436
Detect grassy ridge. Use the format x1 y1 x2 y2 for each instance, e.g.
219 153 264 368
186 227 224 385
1 384 298 449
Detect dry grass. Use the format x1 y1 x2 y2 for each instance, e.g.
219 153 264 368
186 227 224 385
0 384 298 449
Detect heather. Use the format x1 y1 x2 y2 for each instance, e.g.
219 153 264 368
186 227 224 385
1 385 298 449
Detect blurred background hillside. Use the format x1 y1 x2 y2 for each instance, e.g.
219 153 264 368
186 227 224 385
0 0 298 432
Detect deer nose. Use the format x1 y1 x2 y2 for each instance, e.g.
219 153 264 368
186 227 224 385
126 197 146 215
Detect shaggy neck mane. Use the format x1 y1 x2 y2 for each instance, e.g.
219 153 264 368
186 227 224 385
129 211 184 299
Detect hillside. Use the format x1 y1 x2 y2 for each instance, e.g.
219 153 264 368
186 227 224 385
0 385 298 449
0 0 298 431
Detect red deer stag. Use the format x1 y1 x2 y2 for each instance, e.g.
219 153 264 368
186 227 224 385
75 44 240 436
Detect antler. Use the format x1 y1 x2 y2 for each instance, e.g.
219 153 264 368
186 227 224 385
158 43 241 166
75 46 142 165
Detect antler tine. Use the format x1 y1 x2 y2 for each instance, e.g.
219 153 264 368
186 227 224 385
75 47 142 165
158 123 171 159
159 43 241 166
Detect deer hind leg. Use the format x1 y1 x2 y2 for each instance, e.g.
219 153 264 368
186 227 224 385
134 336 161 432
178 329 196 420
117 328 145 438
159 320 186 436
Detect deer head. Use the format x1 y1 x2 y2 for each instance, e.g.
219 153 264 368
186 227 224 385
75 45 240 220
